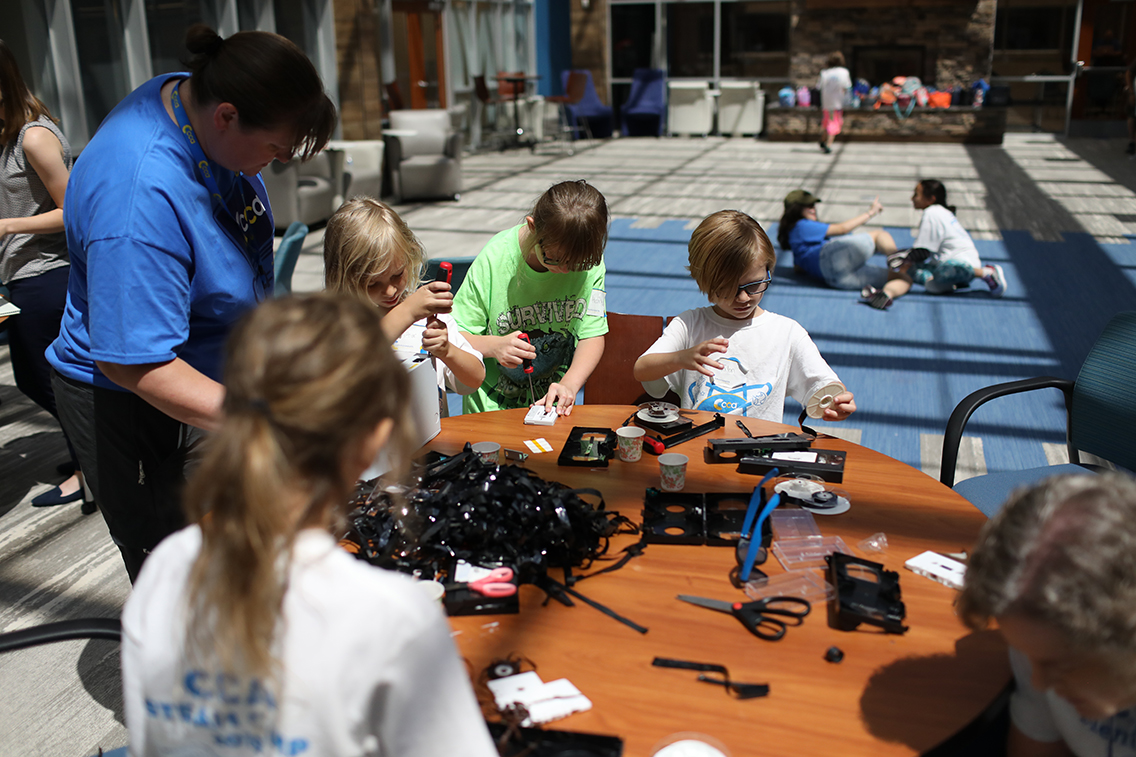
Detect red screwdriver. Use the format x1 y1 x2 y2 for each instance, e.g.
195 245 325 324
518 332 536 407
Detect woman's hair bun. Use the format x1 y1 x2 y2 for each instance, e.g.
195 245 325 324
184 24 224 58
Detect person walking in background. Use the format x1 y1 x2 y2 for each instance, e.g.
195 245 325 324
46 25 336 581
0 38 88 511
817 52 852 154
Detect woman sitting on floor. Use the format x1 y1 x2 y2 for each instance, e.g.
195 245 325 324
778 189 900 295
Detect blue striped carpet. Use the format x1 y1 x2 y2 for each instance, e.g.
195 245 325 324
601 217 1136 473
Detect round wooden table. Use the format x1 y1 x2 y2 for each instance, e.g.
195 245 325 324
424 406 1009 757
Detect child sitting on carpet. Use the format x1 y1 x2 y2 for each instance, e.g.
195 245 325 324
861 179 1008 309
121 294 498 756
633 210 856 423
323 197 484 396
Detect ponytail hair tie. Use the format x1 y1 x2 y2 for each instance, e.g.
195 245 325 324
205 33 224 56
248 398 273 419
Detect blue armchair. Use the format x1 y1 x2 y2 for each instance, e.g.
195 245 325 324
621 68 666 137
940 311 1136 517
560 70 614 140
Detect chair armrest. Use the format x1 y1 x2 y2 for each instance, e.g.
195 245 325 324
940 376 1075 488
444 131 463 161
383 134 404 166
0 618 121 654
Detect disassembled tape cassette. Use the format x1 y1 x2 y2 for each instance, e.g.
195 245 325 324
634 401 694 435
773 478 851 515
805 382 845 420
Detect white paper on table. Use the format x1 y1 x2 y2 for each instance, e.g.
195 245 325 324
486 672 592 726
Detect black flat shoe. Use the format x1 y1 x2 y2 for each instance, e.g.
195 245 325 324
80 500 98 515
31 486 85 507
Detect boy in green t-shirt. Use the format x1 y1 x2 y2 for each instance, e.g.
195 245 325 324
454 180 608 415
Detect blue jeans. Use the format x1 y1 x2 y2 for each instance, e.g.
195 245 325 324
818 234 888 290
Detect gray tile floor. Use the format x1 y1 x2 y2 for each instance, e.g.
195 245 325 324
2 132 1134 756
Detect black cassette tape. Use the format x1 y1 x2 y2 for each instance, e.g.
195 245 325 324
738 449 846 483
642 489 772 547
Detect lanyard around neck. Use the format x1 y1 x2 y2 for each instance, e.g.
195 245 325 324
170 81 270 299
170 82 232 213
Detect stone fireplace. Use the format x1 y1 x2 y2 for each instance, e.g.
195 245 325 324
790 0 997 90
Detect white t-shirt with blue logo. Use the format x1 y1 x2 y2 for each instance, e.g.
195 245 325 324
640 307 839 422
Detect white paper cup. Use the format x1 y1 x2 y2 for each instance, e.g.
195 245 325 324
416 580 446 604
658 453 689 492
472 441 501 464
616 426 646 462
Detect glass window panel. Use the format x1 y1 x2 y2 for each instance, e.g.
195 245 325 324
477 4 499 80
611 4 655 79
71 0 130 132
1004 7 1069 51
666 3 713 78
719 2 789 78
147 0 213 75
274 0 311 56
0 2 61 119
514 4 530 72
451 1 472 85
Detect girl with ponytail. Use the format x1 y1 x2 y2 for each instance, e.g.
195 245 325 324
860 179 1008 308
120 293 498 757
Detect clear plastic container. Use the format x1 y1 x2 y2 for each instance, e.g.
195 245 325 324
771 534 851 570
744 567 835 603
769 508 821 542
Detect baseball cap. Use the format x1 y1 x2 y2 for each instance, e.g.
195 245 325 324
784 189 821 207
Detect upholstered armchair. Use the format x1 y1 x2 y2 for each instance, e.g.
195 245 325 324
385 110 462 202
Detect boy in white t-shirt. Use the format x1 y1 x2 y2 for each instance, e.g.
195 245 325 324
633 210 856 423
861 179 1007 309
817 52 852 154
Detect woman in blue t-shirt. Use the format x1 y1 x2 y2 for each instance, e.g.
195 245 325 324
47 25 336 581
777 189 899 292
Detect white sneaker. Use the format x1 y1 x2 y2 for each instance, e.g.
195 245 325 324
982 264 1007 298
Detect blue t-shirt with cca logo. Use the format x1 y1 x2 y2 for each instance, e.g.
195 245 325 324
48 73 274 389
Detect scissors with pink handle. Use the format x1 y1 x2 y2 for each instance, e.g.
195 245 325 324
446 566 517 597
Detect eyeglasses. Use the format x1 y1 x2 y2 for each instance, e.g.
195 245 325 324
536 240 594 272
537 241 563 268
736 274 773 298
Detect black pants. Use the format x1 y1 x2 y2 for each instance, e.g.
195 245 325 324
52 369 201 582
95 386 204 581
7 266 78 469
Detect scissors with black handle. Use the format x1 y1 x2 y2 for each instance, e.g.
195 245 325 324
677 594 811 641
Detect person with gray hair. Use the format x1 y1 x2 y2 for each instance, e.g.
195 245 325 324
958 473 1136 756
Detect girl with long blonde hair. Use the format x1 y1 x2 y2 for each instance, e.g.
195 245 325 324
120 293 497 757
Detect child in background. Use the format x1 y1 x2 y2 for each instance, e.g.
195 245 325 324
861 179 1007 308
324 197 485 398
122 294 498 756
454 180 608 415
634 210 856 423
817 51 852 154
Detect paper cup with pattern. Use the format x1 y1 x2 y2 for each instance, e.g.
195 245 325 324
472 441 501 465
616 426 646 462
658 453 689 492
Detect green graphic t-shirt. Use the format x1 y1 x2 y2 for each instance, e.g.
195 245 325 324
453 225 608 413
